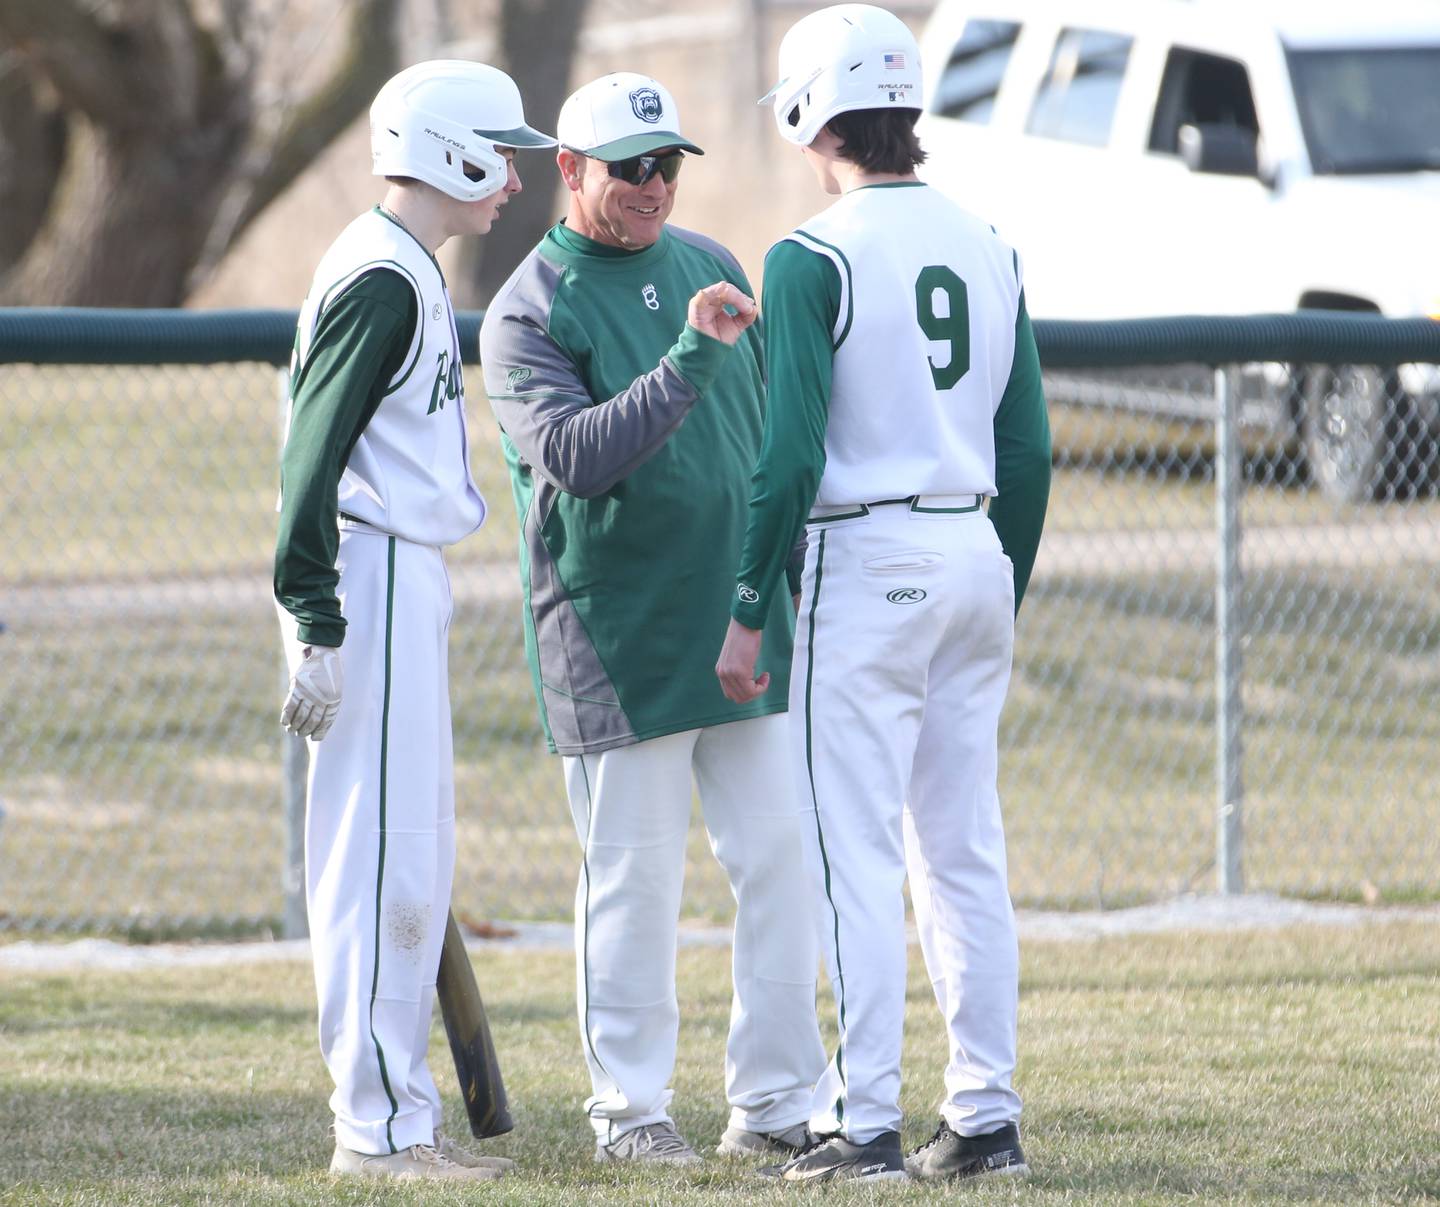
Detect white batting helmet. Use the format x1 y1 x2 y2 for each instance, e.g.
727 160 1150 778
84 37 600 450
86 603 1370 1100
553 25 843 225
370 60 556 203
758 4 923 148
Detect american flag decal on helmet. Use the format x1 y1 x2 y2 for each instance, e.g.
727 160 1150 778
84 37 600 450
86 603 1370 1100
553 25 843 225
883 52 906 69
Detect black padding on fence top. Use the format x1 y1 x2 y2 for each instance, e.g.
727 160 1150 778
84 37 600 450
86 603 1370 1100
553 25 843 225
1033 312 1440 368
2 307 1438 367
456 312 483 361
0 308 300 365
0 308 490 366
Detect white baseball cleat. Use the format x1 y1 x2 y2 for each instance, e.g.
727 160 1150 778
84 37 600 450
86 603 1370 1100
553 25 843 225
716 1121 814 1157
329 1141 506 1180
595 1121 702 1164
434 1129 518 1171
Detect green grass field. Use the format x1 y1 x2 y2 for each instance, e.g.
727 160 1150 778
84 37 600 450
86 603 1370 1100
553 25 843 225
2 366 1438 931
2 920 1437 1204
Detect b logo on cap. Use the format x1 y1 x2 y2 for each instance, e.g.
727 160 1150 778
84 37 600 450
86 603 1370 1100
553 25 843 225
630 87 663 123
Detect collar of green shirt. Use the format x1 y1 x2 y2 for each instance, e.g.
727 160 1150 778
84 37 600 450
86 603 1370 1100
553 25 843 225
547 222 672 269
551 222 638 258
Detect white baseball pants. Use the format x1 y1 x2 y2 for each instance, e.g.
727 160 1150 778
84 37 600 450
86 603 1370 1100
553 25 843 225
792 501 1023 1144
562 713 827 1143
278 527 456 1155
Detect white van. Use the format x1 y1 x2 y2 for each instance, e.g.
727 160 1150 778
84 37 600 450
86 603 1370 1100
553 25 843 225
916 0 1440 500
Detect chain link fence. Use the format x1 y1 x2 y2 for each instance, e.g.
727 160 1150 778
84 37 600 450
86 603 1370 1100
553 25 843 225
2 310 1437 935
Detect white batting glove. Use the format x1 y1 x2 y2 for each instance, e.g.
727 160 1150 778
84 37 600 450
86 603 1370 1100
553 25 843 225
281 644 343 741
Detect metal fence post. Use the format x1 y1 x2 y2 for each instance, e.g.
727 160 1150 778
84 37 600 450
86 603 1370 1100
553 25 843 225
277 367 309 939
1214 365 1244 893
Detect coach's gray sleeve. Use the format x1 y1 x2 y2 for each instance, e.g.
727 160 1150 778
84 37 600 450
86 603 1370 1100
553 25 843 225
481 253 730 499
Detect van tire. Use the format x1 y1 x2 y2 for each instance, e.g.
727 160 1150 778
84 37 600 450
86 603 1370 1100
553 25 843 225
1298 364 1395 503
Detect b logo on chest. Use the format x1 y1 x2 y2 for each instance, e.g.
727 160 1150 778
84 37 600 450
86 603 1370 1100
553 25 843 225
641 283 660 311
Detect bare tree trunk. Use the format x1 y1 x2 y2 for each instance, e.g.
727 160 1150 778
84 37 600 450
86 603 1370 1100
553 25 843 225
0 0 250 305
5 117 248 306
0 0 400 306
455 0 590 309
0 56 67 275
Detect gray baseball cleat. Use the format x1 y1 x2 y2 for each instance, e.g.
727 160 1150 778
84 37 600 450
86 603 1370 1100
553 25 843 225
716 1122 814 1157
595 1120 702 1164
905 1120 1029 1180
329 1141 505 1181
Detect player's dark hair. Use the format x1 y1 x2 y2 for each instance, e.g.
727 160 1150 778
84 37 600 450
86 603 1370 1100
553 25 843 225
826 109 927 174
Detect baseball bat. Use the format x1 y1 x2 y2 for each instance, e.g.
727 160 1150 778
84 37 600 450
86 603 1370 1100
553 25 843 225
436 909 514 1139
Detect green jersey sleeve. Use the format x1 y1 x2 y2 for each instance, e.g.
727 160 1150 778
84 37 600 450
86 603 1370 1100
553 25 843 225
988 289 1051 613
274 269 417 646
731 239 839 629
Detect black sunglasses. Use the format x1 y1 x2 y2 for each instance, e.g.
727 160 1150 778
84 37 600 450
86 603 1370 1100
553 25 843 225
601 151 685 186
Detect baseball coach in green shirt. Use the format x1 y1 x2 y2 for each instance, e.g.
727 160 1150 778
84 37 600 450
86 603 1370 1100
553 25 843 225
479 72 825 1166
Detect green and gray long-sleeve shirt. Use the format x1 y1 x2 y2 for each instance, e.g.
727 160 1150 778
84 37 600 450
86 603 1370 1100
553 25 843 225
480 222 796 755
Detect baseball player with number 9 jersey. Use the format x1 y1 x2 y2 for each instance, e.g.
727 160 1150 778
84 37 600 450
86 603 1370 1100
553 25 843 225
716 3 1051 1185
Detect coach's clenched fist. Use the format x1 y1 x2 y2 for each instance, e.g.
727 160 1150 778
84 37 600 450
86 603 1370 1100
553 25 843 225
281 643 343 740
687 281 757 345
715 617 769 704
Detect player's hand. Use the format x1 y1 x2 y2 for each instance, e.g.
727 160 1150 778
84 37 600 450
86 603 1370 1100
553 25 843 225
281 644 343 740
716 618 769 704
688 282 757 346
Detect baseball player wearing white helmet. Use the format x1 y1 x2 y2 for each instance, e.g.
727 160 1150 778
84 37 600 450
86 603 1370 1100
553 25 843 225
274 59 554 1182
717 3 1051 1184
480 72 827 1166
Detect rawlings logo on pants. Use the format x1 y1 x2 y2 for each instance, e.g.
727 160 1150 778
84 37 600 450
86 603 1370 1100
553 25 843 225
886 587 926 604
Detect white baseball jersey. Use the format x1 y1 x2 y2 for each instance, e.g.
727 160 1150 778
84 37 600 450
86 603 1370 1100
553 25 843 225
789 183 1022 507
291 208 486 547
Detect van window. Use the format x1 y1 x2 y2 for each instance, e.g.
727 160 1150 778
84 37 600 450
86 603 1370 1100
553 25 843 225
933 19 1021 124
1148 49 1259 154
1025 28 1132 146
1289 46 1440 174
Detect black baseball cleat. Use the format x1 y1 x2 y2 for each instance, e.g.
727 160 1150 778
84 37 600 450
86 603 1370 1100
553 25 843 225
758 1130 909 1182
905 1119 1029 1180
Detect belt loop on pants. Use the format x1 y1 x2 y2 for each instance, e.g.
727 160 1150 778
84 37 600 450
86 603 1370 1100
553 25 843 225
338 511 389 537
807 494 985 523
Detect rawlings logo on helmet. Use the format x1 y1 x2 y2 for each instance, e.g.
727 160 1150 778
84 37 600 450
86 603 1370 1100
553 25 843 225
424 127 467 150
369 60 556 204
630 87 663 123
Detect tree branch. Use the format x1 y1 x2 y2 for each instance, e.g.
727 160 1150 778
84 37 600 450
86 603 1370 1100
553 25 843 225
0 0 230 138
0 0 137 123
223 0 401 244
